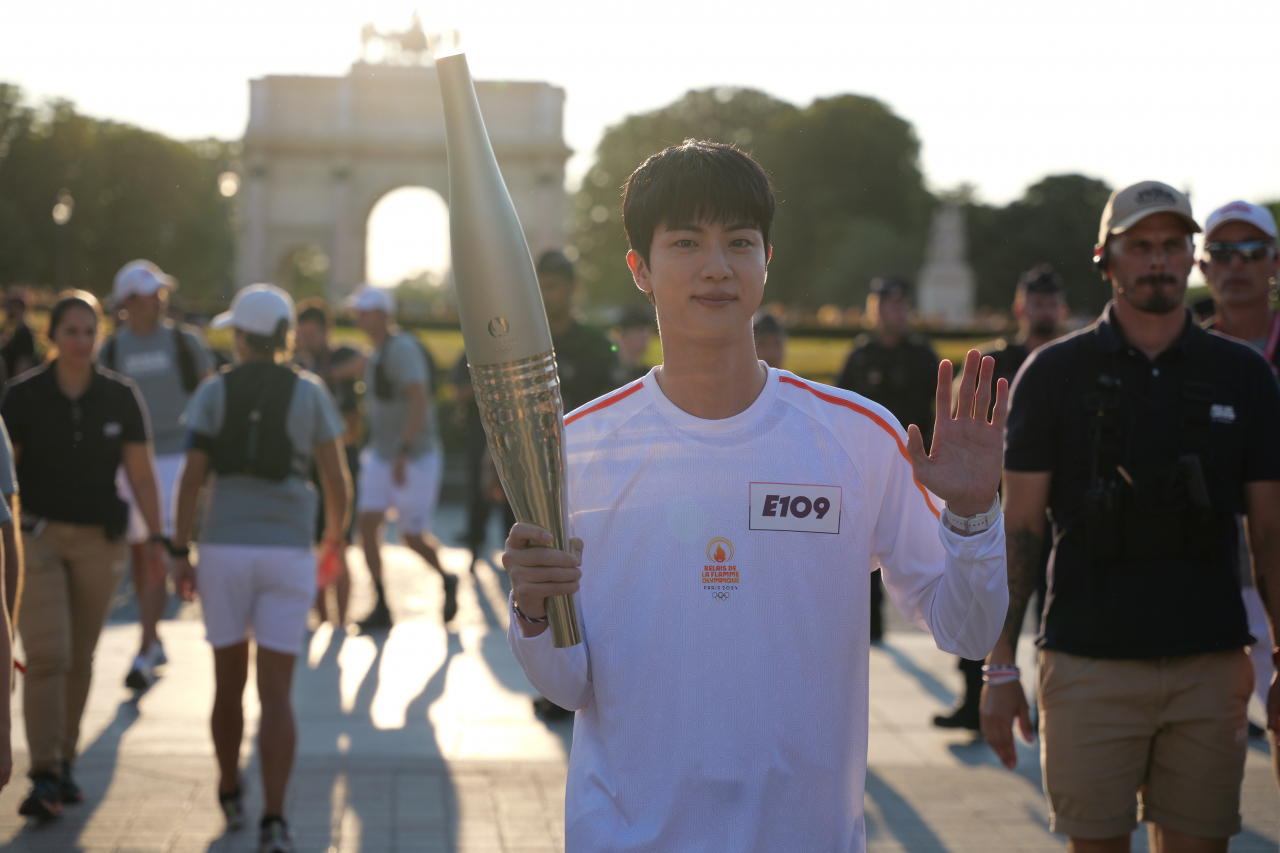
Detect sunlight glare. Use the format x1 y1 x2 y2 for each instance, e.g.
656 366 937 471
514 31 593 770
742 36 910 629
366 186 450 287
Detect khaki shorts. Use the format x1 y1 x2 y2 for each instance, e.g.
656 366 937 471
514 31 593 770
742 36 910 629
1038 648 1252 840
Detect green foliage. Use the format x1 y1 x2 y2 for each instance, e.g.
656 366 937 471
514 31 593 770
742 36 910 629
0 84 235 301
965 174 1114 315
572 87 795 307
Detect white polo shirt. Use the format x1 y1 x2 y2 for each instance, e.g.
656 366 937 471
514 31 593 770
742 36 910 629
509 366 1007 853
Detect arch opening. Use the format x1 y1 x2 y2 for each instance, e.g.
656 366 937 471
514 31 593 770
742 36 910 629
365 186 450 289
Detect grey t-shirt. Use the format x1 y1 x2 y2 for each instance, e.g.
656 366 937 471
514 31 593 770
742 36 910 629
183 369 343 548
365 333 441 460
106 322 212 456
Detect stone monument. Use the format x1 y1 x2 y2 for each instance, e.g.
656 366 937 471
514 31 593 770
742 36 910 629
237 19 571 300
916 205 976 327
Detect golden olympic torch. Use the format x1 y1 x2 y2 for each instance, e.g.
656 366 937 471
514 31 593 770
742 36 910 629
435 42 581 647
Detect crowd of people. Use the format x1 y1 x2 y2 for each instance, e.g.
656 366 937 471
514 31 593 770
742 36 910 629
0 140 1273 853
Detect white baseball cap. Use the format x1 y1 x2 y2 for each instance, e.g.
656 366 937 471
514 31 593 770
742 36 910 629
1203 200 1278 242
346 284 396 314
113 260 175 301
212 284 295 337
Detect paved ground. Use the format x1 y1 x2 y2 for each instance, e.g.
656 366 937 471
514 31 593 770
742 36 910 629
0 505 1275 852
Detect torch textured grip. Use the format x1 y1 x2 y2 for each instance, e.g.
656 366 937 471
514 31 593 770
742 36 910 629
471 350 581 648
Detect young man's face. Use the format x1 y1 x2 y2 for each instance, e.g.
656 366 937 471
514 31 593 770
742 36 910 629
123 292 164 327
1199 220 1278 312
538 272 576 325
1018 291 1064 337
1107 213 1194 315
355 309 388 338
627 220 769 345
295 318 327 356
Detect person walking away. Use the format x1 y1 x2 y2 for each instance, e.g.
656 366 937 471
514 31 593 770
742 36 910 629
836 277 939 642
2 291 167 819
101 260 212 689
294 298 363 626
346 286 454 631
982 182 1280 853
535 250 625 413
0 287 36 382
612 306 655 383
171 284 350 853
936 264 1066 731
752 313 787 369
1197 200 1280 757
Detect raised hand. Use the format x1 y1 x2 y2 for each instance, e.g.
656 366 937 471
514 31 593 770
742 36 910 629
905 350 1008 518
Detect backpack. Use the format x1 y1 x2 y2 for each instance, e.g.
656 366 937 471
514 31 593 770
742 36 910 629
373 333 437 400
211 362 301 482
101 325 201 393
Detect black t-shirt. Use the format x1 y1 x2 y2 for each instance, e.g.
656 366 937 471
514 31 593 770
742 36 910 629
300 345 361 414
553 321 624 414
1005 303 1280 658
1 323 35 379
835 334 939 444
1 363 150 527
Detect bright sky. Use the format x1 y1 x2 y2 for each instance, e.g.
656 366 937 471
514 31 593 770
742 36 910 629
5 0 1279 284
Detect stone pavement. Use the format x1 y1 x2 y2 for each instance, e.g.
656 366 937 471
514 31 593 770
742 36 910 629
0 506 1275 852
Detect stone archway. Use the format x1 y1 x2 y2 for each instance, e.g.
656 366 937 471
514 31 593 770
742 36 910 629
238 61 571 300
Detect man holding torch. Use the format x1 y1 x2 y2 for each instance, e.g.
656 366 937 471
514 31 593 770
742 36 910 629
502 141 1009 850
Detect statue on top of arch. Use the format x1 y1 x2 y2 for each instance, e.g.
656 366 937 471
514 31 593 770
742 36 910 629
360 12 433 66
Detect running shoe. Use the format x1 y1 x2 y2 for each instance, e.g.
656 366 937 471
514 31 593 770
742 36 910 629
124 654 154 690
357 599 393 632
443 573 459 623
219 784 246 831
58 762 85 804
258 816 293 853
18 773 63 818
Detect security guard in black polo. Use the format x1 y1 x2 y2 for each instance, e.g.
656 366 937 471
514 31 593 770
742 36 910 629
836 277 939 642
536 250 624 413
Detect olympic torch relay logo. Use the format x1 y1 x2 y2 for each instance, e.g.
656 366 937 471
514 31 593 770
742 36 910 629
703 538 739 597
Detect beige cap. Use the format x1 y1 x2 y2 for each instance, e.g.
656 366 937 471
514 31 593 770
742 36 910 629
1097 181 1200 247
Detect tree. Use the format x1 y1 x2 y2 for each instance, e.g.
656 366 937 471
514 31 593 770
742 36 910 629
757 95 934 308
0 85 235 302
571 88 796 307
966 174 1113 315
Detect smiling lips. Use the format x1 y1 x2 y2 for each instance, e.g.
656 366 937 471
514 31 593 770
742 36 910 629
694 292 736 307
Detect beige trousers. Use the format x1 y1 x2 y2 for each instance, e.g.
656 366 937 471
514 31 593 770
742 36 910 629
18 522 126 775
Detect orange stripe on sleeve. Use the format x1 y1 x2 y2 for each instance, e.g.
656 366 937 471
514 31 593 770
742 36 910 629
564 381 645 426
779 375 941 519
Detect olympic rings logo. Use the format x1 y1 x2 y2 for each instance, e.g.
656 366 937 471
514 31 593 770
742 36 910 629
714 592 731 601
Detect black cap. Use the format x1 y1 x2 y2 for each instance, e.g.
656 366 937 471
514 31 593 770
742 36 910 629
1018 263 1064 295
869 277 912 300
535 249 576 281
753 314 784 336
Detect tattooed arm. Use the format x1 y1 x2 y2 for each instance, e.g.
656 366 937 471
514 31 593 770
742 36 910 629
1245 481 1280 734
980 469 1051 770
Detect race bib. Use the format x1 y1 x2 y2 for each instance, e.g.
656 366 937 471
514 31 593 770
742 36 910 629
749 482 842 534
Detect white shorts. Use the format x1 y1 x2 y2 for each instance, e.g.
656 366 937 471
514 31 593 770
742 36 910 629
196 543 315 654
357 449 442 535
118 453 183 544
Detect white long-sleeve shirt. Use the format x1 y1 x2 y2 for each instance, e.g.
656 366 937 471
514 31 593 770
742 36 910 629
509 367 1006 852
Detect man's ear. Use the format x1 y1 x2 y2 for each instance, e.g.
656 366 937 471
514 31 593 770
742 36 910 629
627 249 652 295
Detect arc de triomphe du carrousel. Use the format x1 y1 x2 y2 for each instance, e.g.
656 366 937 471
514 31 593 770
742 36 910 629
237 22 571 301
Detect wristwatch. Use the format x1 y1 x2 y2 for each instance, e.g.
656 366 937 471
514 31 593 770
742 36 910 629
943 497 1002 535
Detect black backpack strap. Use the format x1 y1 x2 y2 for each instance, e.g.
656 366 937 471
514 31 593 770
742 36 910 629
101 336 117 371
172 326 200 394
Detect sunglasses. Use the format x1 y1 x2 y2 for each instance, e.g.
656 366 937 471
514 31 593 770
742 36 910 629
1204 239 1275 264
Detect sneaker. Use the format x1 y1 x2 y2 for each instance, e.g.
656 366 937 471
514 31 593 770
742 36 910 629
442 573 459 623
18 773 63 818
532 696 573 720
124 654 153 690
258 816 293 853
144 639 167 668
357 599 393 632
58 762 84 804
219 785 246 831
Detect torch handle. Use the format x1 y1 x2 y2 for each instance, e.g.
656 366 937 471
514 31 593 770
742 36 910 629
470 351 582 648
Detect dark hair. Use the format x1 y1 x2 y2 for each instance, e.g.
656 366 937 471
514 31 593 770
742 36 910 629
1017 263 1064 296
869 276 912 300
243 319 290 354
753 314 785 337
616 305 654 330
296 297 334 328
622 140 775 267
49 289 103 337
536 250 576 282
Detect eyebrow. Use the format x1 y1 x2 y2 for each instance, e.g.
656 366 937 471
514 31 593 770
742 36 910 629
664 221 759 234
